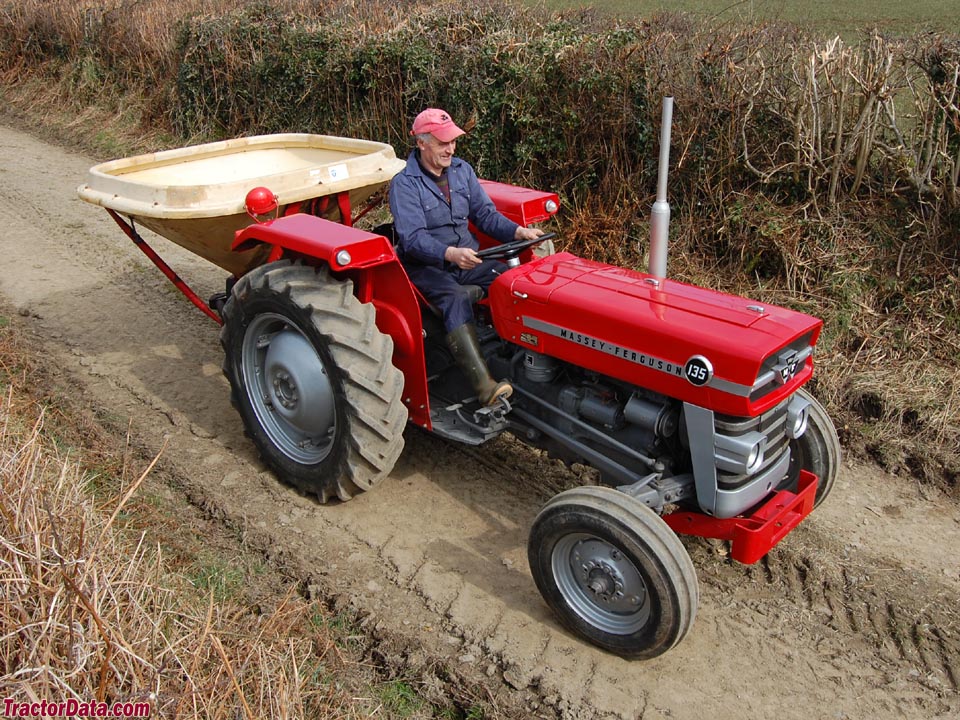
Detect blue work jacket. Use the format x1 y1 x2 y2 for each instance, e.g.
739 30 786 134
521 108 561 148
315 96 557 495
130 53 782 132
389 151 518 268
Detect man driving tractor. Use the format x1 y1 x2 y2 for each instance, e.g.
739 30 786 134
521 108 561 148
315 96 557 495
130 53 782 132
389 108 545 406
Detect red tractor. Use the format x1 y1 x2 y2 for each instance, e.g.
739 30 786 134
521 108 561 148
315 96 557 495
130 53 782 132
80 101 839 658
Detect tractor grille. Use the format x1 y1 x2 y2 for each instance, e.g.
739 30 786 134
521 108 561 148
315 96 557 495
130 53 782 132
749 332 815 403
714 398 791 490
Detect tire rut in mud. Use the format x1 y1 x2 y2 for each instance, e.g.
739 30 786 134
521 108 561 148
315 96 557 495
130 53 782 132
712 537 960 694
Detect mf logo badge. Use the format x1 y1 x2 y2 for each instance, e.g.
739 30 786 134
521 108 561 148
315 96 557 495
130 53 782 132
774 350 801 385
684 355 713 387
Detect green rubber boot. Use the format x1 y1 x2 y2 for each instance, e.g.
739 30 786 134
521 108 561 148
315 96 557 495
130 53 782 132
446 323 513 406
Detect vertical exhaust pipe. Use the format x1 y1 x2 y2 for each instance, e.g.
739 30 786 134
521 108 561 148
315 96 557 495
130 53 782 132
649 96 673 279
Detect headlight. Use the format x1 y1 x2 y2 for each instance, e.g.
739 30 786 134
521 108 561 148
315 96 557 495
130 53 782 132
545 199 558 214
786 395 811 439
744 441 764 475
714 431 766 475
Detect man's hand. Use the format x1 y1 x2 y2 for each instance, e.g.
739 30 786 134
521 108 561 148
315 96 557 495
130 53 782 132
514 226 545 242
445 245 482 269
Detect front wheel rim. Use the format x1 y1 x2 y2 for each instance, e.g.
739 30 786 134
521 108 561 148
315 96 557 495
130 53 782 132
241 313 336 464
551 533 651 635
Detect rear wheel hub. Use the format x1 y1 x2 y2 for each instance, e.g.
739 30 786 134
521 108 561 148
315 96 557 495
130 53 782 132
242 313 336 464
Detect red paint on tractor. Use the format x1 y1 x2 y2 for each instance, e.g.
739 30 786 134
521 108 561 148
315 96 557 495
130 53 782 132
489 252 821 417
663 470 819 564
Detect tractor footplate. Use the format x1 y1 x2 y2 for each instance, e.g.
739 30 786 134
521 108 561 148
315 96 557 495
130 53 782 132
662 470 818 564
428 395 510 446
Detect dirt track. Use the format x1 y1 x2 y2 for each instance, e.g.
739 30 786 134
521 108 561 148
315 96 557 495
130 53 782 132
1 122 958 719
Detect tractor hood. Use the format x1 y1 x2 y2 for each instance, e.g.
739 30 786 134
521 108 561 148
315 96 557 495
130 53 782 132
489 253 822 417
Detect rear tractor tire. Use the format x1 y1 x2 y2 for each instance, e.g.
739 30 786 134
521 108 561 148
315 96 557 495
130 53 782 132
220 260 407 502
528 486 699 659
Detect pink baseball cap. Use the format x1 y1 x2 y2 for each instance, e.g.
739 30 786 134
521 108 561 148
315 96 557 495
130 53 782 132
410 108 465 142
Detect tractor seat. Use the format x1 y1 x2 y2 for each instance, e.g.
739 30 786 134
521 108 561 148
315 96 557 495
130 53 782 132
373 222 483 317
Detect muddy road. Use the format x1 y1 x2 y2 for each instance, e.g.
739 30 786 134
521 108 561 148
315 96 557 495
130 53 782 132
1 122 958 719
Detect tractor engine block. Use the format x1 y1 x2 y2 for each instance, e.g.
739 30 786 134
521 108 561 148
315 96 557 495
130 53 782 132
498 348 800 517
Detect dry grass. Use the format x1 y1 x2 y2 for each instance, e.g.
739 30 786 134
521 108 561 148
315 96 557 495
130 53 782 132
0 319 371 718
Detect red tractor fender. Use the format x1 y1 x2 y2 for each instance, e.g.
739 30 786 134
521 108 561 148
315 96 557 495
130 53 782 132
233 214 432 428
471 180 560 254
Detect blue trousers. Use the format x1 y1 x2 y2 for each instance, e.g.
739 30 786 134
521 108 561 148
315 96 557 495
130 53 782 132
405 260 506 333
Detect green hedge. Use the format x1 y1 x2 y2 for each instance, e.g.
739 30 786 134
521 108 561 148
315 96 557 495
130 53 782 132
170 4 658 199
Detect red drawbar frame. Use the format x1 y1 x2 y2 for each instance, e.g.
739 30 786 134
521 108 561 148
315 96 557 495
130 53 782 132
107 209 223 325
663 471 819 564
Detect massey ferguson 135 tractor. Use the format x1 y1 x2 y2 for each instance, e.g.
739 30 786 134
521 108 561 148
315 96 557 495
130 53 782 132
78 99 839 658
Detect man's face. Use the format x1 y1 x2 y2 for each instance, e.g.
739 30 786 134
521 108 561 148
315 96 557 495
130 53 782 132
417 134 457 175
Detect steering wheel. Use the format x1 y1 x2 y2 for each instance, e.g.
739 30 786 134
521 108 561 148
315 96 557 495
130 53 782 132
475 232 557 261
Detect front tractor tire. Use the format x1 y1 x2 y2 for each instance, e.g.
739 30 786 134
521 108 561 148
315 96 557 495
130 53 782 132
220 261 407 502
528 486 699 659
788 387 841 508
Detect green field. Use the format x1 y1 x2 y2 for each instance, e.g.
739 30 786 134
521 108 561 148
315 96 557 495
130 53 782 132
539 0 960 36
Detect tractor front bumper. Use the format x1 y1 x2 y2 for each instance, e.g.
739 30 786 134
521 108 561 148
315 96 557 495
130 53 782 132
662 470 818 564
